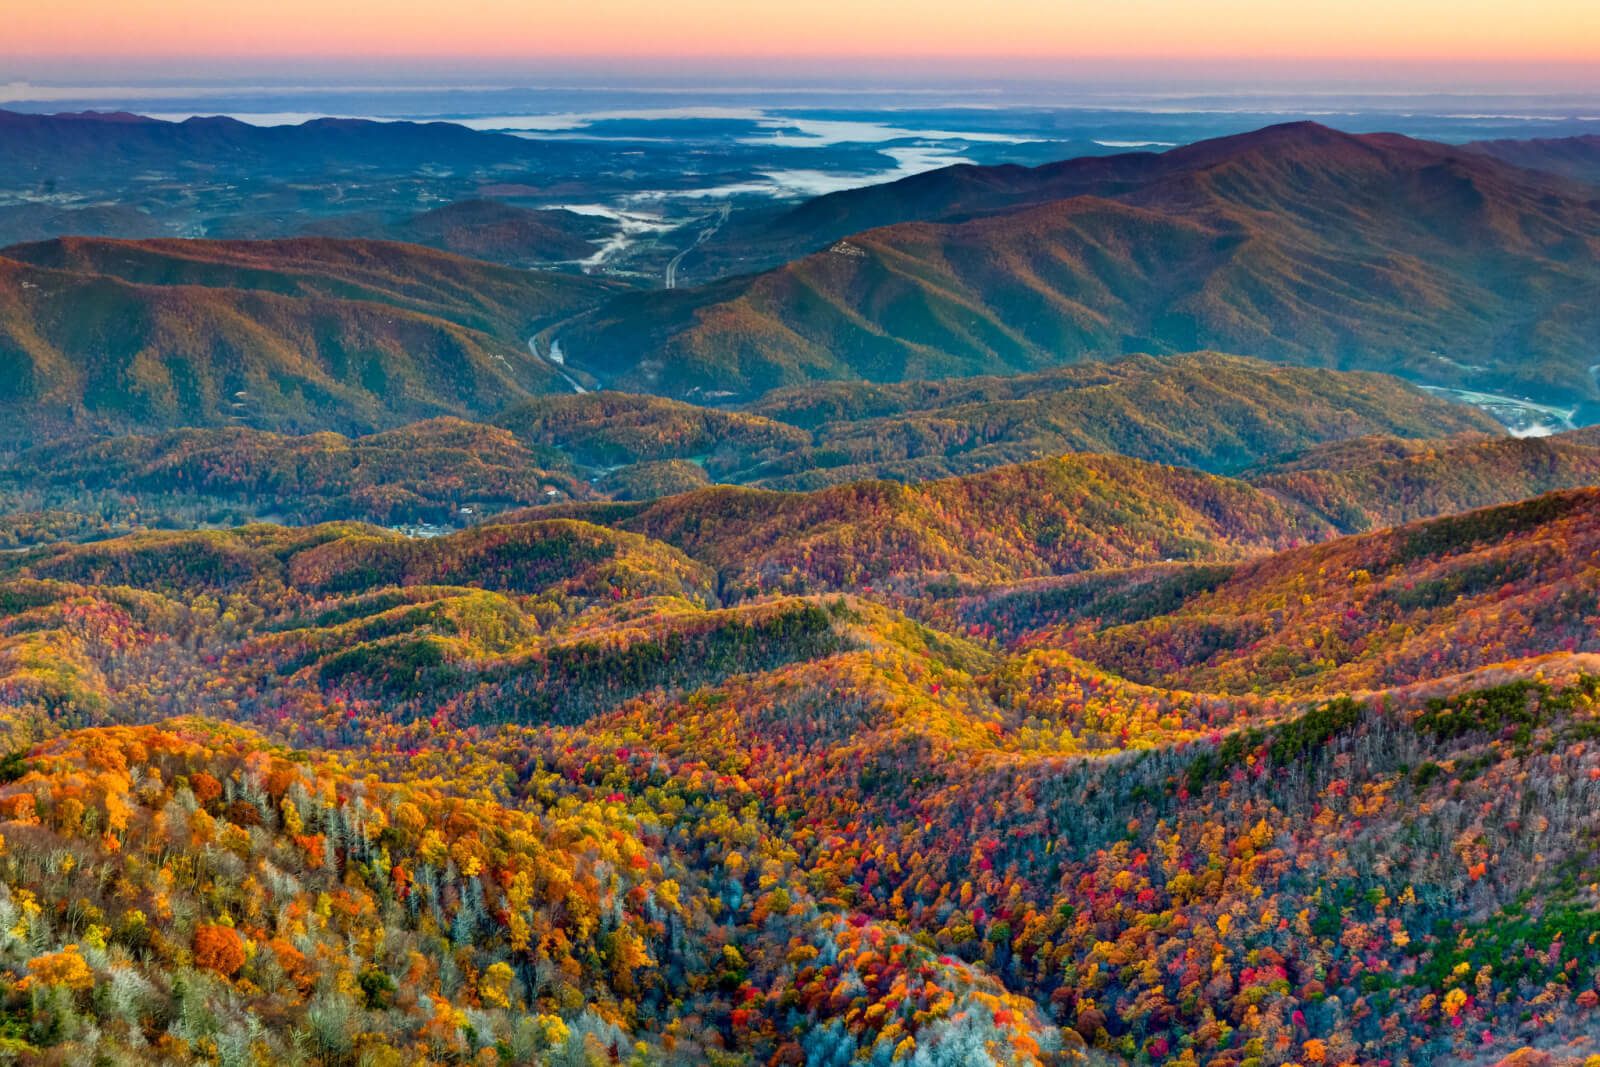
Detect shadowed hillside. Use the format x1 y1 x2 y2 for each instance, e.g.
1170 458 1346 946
0 238 622 440
1463 133 1600 185
298 199 613 266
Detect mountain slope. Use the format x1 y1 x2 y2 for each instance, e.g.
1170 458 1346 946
532 453 1333 597
1252 433 1600 529
0 257 562 440
0 238 627 440
492 391 812 468
0 235 615 342
5 484 1600 1064
561 123 1600 406
738 351 1501 486
1070 488 1600 694
300 199 612 266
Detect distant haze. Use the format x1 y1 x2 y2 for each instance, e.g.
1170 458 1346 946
4 0 1599 70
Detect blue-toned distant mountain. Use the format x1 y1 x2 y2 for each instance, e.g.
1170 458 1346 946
1463 133 1600 186
0 109 566 185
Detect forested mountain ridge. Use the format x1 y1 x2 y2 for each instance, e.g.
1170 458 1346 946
0 109 569 186
0 236 616 341
512 431 1600 599
558 123 1600 408
0 238 621 440
2 477 1600 1063
0 352 1508 542
1462 133 1600 186
734 352 1500 487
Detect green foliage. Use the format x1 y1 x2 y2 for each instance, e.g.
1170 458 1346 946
1188 696 1365 788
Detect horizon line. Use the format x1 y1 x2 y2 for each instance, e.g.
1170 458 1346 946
7 53 1600 69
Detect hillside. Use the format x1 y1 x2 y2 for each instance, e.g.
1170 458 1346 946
738 352 1501 486
560 123 1600 407
0 354 1508 543
3 419 592 533
4 480 1600 1063
0 239 624 440
1252 433 1600 530
525 437 1600 600
492 390 812 469
0 236 616 342
532 453 1336 598
0 258 555 440
1066 488 1600 694
300 199 612 266
4 376 1596 572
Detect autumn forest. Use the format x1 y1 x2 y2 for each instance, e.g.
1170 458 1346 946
0 111 1599 1067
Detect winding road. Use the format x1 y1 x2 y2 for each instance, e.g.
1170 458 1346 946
665 202 730 289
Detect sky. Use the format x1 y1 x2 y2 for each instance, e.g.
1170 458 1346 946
5 0 1598 73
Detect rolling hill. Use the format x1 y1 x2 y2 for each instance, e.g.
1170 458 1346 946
523 430 1600 601
737 351 1502 486
299 198 612 266
3 475 1600 1064
530 453 1339 598
5 418 593 531
491 390 812 469
1249 433 1600 530
0 353 1506 542
1068 487 1600 694
0 238 622 441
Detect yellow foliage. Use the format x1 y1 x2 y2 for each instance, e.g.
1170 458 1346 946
23 945 94 991
479 961 515 1010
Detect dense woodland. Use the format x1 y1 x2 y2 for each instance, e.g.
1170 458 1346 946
2 116 1600 1067
0 416 1598 1065
0 353 1565 547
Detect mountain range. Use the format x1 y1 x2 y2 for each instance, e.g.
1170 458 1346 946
0 109 568 187
558 123 1600 414
3 455 1600 1064
4 122 1600 431
4 114 1600 1066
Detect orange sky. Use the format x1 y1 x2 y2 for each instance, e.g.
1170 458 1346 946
7 0 1598 63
